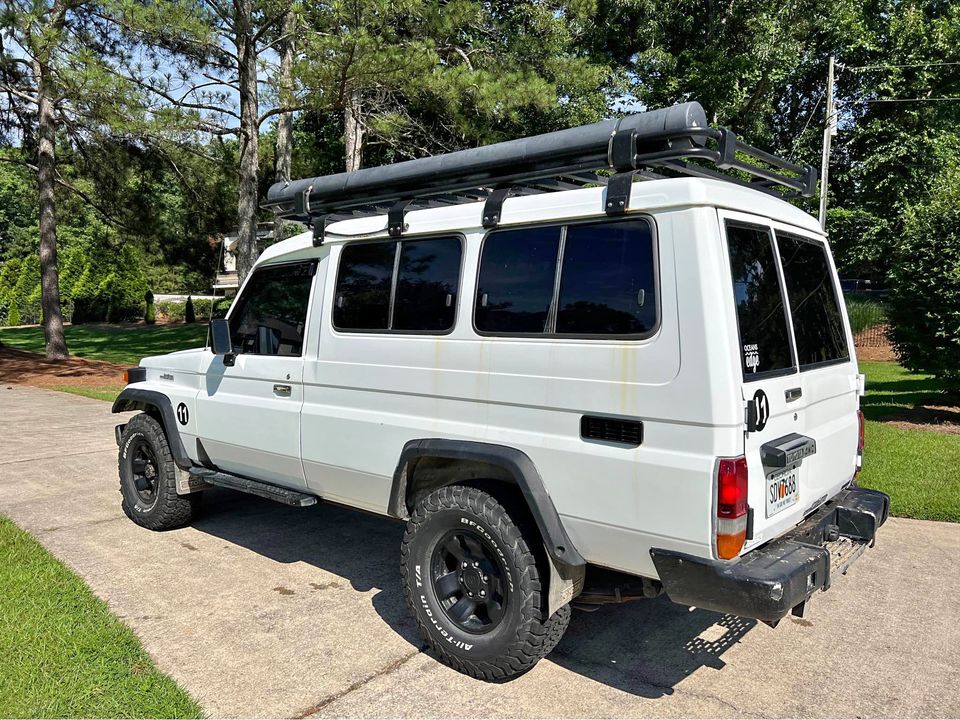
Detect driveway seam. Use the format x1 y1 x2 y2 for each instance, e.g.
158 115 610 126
0 447 114 466
293 648 424 718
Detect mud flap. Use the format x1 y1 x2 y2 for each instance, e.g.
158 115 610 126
176 468 212 495
546 545 585 617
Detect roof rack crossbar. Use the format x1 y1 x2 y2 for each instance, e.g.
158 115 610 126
264 102 816 225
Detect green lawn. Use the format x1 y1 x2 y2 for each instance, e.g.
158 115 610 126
0 516 201 718
858 361 960 522
0 323 208 366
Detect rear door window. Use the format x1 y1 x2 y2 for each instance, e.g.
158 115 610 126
726 222 795 378
777 233 850 368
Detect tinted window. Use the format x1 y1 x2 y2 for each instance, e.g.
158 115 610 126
333 242 396 330
229 262 314 356
475 226 561 333
777 233 849 368
393 237 462 332
726 223 794 378
556 220 657 335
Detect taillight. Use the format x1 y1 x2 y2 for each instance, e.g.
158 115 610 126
716 457 749 560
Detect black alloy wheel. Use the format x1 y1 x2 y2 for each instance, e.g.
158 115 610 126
128 439 160 506
431 530 509 633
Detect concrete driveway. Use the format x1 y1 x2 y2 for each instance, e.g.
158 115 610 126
1 384 958 718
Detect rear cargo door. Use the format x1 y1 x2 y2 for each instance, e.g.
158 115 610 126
720 211 859 547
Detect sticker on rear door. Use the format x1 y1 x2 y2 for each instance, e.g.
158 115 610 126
744 344 760 373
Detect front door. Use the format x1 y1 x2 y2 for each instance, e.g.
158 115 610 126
195 260 317 489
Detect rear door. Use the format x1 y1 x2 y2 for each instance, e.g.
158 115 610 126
720 211 858 547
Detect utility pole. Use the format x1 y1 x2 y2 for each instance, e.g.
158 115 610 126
819 55 836 229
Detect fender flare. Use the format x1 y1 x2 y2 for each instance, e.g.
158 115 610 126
389 438 585 572
112 388 191 470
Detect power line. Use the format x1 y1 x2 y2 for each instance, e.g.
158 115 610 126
840 61 960 71
864 96 960 103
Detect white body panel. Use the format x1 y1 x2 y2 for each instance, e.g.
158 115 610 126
133 178 859 580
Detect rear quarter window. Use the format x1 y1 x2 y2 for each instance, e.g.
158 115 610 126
726 222 795 379
777 233 850 368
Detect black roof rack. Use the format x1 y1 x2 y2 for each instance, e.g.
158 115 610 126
263 101 816 245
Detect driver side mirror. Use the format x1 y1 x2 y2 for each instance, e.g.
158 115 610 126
209 318 236 367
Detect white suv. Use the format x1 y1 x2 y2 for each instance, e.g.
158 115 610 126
114 102 889 680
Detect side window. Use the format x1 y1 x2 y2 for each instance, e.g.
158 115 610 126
475 227 561 333
228 262 314 357
556 220 657 335
393 237 462 332
475 219 657 337
333 236 463 333
726 223 795 378
777 233 850 368
333 242 396 330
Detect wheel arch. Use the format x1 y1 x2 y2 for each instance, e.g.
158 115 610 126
112 388 191 470
390 439 585 572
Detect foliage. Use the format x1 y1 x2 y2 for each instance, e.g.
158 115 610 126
185 295 196 323
0 516 202 717
887 168 960 389
845 296 886 335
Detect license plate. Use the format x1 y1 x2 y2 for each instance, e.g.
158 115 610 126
766 468 799 518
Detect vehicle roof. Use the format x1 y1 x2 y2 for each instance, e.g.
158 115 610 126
257 177 824 267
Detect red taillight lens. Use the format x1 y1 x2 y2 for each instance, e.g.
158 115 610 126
716 456 748 559
857 409 865 452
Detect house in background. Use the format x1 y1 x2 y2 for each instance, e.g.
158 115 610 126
214 222 276 295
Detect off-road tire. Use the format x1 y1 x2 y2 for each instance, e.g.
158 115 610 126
401 485 571 680
118 413 199 530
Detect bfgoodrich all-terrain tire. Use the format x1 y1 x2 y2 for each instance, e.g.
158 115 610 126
118 413 199 530
401 485 571 680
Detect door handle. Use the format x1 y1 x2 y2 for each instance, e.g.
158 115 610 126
273 384 292 397
785 387 802 402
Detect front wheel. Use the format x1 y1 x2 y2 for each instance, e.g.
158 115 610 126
400 485 571 680
118 413 199 530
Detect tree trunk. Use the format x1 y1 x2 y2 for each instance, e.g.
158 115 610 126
274 9 295 185
36 62 68 359
235 0 259 284
344 88 363 172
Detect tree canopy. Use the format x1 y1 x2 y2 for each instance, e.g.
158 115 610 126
0 0 957 360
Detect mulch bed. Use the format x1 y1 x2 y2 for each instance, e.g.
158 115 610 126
0 346 126 390
881 405 960 435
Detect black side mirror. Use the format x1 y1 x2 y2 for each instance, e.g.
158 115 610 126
209 318 236 367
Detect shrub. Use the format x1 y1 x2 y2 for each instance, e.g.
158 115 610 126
144 290 155 324
185 295 196 324
888 169 960 390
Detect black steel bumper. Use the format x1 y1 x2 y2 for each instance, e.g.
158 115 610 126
650 486 890 623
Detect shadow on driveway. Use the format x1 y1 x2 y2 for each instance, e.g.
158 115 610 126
193 487 755 698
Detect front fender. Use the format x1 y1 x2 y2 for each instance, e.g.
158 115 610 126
113 387 191 470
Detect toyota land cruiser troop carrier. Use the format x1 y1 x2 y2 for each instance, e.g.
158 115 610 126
113 101 889 680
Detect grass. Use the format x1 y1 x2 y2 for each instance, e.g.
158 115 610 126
0 516 201 718
0 323 208 366
58 385 127 402
858 361 960 523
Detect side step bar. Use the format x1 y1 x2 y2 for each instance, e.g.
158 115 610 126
189 466 318 507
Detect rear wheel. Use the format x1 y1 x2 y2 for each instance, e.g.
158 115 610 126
400 485 571 680
118 413 199 530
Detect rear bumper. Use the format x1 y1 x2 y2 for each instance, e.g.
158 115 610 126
650 486 890 623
